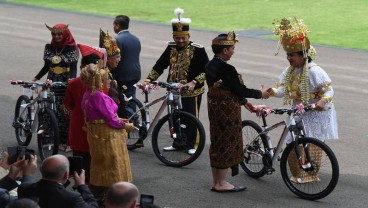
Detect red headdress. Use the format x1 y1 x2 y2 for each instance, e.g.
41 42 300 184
77 44 104 59
46 23 77 48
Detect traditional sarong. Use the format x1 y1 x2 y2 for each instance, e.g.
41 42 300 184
207 87 243 169
86 120 132 187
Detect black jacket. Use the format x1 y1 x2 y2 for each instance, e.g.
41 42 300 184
18 179 98 208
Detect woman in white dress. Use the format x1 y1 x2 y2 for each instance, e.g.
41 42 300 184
268 17 338 183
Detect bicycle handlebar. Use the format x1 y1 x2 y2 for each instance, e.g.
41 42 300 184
272 104 315 115
136 81 189 94
246 103 315 119
10 80 68 88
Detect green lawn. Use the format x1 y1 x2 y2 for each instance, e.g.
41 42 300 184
5 0 368 50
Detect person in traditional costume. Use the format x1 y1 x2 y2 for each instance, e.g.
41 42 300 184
63 43 106 184
31 23 79 151
99 29 121 105
267 17 338 183
80 62 135 203
206 32 269 193
144 8 209 154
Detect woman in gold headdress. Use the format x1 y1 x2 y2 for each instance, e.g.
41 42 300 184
205 32 269 192
268 17 338 183
80 63 135 201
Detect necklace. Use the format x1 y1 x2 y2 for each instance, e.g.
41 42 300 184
51 47 65 64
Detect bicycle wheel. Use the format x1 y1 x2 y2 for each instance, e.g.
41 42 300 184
37 108 60 160
13 95 32 146
126 98 147 150
280 137 339 200
240 120 269 178
151 111 206 167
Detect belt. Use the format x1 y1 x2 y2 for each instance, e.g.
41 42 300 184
50 66 70 74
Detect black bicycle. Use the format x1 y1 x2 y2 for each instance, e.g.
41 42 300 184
11 80 67 160
241 104 339 200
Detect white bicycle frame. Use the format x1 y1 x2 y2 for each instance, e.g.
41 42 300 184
255 112 305 163
130 83 182 136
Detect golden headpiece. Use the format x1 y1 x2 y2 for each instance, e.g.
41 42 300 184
171 8 191 36
80 63 108 94
273 17 310 55
99 28 120 57
212 31 239 46
45 23 69 33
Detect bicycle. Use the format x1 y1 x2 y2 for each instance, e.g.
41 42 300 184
125 81 206 167
11 80 68 160
241 104 339 200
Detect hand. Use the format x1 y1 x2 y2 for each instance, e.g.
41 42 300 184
184 81 196 91
315 99 327 111
45 79 53 86
0 151 10 170
125 123 136 133
31 78 37 82
260 85 270 99
74 169 86 186
22 154 37 176
266 88 274 94
120 118 130 123
8 157 27 180
244 102 257 113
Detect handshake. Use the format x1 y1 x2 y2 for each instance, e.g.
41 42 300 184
260 85 275 99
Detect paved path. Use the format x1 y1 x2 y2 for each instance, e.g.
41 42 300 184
0 2 367 207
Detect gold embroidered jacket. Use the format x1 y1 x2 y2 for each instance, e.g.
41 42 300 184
146 41 209 97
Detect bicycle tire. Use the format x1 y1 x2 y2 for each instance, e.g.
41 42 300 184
151 111 205 167
126 98 147 150
37 108 60 161
280 137 339 200
240 120 269 178
14 95 32 146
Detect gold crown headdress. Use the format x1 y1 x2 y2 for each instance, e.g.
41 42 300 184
171 8 191 35
45 23 69 33
212 31 239 46
273 17 310 56
99 28 120 57
273 17 313 105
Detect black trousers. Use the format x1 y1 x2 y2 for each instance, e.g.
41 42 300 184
173 94 202 149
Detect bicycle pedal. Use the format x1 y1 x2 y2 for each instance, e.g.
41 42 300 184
265 168 275 175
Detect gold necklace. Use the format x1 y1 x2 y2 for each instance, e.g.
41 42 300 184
51 47 65 64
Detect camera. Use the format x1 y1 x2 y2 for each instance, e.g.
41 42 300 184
7 146 35 165
140 194 154 206
67 156 83 175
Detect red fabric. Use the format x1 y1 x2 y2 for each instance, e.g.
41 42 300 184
77 44 104 58
103 87 109 95
50 23 77 48
63 77 89 152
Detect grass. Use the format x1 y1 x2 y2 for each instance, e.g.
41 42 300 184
4 0 368 50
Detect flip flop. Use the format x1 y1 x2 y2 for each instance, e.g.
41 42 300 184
211 186 247 193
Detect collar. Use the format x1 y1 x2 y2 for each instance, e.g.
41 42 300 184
118 30 129 35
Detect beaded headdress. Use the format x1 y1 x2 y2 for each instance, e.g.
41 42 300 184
212 31 239 46
273 17 310 56
171 8 191 36
99 28 120 57
273 17 312 105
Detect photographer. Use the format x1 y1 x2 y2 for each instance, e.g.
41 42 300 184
105 182 159 208
18 154 98 208
0 151 37 207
